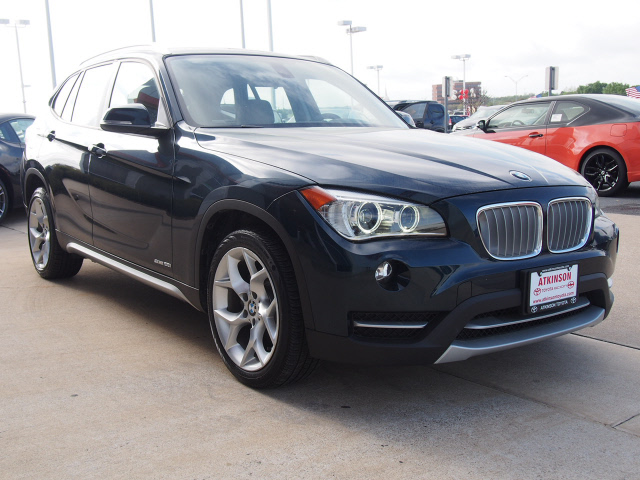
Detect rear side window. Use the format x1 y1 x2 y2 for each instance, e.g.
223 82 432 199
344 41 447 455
71 64 113 127
550 101 587 124
52 74 80 117
0 121 19 143
8 118 34 142
427 104 444 121
110 62 163 125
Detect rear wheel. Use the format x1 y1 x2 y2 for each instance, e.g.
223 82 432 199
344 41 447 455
207 229 317 388
28 187 83 279
0 177 8 224
580 148 628 197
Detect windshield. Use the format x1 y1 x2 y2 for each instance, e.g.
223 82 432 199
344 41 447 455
165 54 407 129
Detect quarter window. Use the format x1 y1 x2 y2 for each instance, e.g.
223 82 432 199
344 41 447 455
52 74 80 117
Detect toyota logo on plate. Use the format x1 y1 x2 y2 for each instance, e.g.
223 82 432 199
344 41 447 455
510 170 532 181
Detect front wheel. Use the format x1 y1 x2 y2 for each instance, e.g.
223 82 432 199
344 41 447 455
0 177 9 224
580 148 628 197
28 187 83 279
207 229 317 388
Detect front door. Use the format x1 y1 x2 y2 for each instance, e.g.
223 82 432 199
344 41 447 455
88 61 175 275
477 102 552 156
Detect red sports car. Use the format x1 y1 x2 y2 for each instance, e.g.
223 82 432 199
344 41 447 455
455 94 640 196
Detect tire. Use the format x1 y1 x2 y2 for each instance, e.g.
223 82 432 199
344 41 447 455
580 148 628 197
0 177 8 224
207 229 317 388
28 187 83 279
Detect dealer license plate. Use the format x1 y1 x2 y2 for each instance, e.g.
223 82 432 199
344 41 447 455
526 264 578 315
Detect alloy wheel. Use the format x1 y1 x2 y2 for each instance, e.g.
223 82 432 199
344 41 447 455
211 246 279 371
582 152 620 194
29 196 51 270
0 182 6 221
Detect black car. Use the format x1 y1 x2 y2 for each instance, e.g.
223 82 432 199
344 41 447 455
23 47 618 388
391 100 446 132
0 113 34 223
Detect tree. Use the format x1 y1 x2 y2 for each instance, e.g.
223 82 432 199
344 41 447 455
576 81 608 94
603 82 630 95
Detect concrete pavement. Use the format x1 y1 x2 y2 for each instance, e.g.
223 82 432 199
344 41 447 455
1 205 640 479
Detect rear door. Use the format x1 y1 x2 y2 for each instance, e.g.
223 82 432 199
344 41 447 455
476 102 552 156
40 66 115 245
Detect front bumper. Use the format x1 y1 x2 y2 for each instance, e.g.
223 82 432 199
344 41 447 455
270 186 618 366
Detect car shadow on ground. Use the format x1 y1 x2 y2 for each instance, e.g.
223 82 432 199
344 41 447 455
43 237 611 400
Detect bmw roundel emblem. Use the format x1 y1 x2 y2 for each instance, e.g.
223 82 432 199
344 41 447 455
510 170 532 181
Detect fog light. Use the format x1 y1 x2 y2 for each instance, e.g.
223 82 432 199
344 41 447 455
375 261 392 281
608 277 613 288
374 260 411 292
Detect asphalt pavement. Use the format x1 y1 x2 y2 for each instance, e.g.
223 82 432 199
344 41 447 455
2 185 640 479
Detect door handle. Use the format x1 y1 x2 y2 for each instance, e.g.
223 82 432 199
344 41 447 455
528 133 544 138
90 144 107 158
46 131 56 141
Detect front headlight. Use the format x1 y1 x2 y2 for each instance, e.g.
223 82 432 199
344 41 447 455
300 186 447 240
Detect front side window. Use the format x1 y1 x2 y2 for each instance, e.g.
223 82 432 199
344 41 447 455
72 64 113 127
110 62 163 125
487 103 551 129
165 55 406 129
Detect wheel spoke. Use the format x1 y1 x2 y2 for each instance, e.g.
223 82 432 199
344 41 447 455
262 298 278 343
214 308 249 351
226 253 250 298
249 268 269 301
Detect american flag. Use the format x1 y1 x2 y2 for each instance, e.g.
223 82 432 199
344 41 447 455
626 86 640 99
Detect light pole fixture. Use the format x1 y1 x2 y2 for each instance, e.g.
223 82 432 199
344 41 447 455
451 54 471 113
338 20 367 76
367 65 383 95
505 75 528 99
1 19 30 113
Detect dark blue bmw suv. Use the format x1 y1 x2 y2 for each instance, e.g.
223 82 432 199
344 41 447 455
23 46 618 388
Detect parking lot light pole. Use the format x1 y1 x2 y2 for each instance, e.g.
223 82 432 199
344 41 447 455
338 20 366 76
505 75 528 99
367 65 383 95
452 54 470 114
1 19 30 113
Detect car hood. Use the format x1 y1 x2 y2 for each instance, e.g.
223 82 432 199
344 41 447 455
194 127 589 203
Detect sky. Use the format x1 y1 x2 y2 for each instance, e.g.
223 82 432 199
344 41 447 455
1 0 639 115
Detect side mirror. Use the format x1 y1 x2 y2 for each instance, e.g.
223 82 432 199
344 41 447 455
100 104 168 137
476 119 487 131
